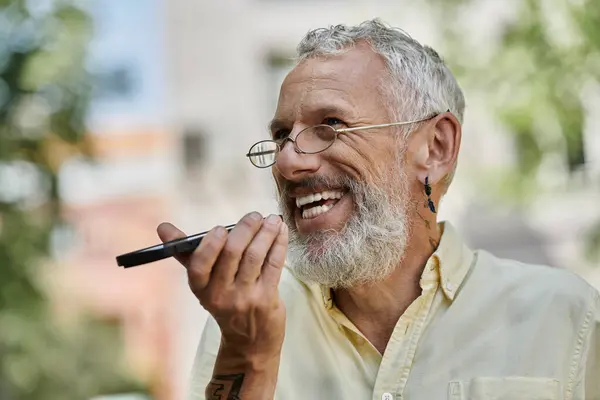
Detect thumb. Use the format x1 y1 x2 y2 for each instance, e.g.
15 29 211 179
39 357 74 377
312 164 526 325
157 222 187 243
156 222 191 266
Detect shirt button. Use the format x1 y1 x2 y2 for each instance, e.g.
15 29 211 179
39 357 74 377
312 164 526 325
381 393 394 400
445 282 453 291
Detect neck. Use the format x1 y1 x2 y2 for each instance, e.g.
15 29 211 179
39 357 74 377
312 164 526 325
333 208 440 353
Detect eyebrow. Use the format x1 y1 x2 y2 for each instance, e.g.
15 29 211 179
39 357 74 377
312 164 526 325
267 104 356 134
268 119 289 135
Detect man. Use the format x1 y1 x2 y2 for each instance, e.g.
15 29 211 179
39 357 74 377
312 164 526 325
158 19 599 400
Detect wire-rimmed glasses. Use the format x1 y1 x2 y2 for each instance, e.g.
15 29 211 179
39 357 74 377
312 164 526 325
245 113 442 168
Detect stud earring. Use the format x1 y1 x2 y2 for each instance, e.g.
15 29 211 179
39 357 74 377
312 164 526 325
424 176 436 214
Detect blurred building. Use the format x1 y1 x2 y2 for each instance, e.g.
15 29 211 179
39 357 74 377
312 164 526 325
52 1 600 399
54 1 180 399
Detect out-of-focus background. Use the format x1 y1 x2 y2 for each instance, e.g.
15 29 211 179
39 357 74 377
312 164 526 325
0 0 598 398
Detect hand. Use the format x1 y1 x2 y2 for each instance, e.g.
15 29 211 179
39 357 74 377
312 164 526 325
156 212 288 360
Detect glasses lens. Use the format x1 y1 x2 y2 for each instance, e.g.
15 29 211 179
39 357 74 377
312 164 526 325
248 141 278 167
297 125 337 153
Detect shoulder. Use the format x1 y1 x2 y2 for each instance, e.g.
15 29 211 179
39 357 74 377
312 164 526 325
471 249 599 317
474 249 597 294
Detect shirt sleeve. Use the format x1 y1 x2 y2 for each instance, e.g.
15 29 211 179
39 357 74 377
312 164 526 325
186 315 222 400
570 287 600 400
584 291 600 398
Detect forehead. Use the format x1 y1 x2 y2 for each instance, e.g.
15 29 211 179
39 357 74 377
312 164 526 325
275 43 390 123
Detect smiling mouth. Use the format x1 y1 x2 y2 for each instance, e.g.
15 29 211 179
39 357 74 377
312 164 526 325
295 190 346 219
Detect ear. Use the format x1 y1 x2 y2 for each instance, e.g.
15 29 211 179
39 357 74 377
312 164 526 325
413 110 461 185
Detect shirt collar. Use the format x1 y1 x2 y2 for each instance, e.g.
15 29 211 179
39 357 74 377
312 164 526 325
321 283 335 310
435 221 474 300
318 220 474 307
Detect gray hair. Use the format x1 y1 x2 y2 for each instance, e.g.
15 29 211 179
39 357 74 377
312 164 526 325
295 19 465 189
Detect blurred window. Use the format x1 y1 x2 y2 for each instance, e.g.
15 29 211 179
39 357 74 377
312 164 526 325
182 128 206 172
93 66 137 100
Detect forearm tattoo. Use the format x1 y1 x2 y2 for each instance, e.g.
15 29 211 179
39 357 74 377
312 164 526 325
207 373 245 400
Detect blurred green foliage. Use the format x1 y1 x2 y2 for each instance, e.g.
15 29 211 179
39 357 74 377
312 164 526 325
0 1 147 398
427 0 600 262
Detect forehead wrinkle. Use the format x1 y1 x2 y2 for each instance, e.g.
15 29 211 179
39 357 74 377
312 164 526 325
297 93 358 121
275 48 387 129
274 89 358 131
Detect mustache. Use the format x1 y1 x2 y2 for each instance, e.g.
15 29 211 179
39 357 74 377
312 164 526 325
279 175 354 197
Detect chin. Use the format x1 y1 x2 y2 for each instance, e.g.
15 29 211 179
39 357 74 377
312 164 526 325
286 207 410 289
278 171 411 288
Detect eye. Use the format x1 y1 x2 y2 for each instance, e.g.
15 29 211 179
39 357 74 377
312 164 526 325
323 117 344 127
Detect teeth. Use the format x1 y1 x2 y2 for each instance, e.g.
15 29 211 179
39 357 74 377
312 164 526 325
295 190 345 219
302 204 334 219
295 191 344 208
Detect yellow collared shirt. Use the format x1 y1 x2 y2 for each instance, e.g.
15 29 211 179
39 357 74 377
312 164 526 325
188 222 600 400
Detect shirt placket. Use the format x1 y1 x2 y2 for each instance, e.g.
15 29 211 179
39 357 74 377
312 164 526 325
371 263 440 400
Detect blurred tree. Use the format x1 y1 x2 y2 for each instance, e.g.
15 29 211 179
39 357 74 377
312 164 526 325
0 0 147 399
426 0 600 262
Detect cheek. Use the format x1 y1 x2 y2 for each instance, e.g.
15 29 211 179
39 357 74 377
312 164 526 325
349 139 402 180
329 135 395 180
272 170 285 197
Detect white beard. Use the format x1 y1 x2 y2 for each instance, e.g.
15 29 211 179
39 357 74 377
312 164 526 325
278 168 411 289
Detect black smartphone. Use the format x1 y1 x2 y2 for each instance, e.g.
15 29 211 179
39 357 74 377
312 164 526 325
116 223 236 268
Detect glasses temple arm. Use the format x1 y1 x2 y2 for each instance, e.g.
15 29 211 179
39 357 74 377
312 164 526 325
336 110 451 133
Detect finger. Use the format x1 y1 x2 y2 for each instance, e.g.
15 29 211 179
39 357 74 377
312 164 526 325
236 214 282 284
210 212 264 286
187 226 228 292
259 221 288 290
156 222 191 267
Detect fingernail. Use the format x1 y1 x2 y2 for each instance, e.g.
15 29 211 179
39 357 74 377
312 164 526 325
215 226 227 237
279 222 287 233
249 212 262 221
266 214 281 225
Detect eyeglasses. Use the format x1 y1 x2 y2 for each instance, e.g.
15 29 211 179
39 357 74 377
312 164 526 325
245 113 441 168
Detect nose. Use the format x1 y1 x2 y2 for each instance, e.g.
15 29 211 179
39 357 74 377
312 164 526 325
274 135 321 181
